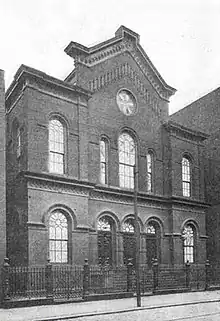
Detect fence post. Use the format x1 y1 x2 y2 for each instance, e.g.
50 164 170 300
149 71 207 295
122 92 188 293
127 258 133 292
2 258 10 301
45 259 53 299
185 260 190 289
153 258 159 293
205 260 210 290
83 258 90 299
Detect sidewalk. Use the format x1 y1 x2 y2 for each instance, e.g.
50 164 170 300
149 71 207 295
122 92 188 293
1 290 220 321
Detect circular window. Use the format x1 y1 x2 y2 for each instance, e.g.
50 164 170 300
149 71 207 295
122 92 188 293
116 89 137 116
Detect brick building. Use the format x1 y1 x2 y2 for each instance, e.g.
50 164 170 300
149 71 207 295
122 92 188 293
0 69 6 300
5 26 209 268
171 88 220 265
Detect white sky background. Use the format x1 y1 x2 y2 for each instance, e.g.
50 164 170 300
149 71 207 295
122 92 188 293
1 0 220 114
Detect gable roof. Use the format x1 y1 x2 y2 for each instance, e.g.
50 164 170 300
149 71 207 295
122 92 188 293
64 25 176 101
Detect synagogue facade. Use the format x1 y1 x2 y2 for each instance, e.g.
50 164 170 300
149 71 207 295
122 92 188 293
5 26 209 267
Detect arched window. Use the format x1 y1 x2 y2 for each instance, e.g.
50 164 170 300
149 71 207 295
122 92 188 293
49 211 68 263
49 119 65 174
146 221 161 267
182 224 195 263
122 218 136 265
182 157 191 197
97 216 115 266
147 152 153 192
118 132 136 189
16 128 21 158
12 119 21 158
100 138 108 185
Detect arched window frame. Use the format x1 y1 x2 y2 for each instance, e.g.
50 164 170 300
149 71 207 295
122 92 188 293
12 119 22 159
16 127 21 158
182 223 196 264
48 117 67 175
100 137 109 185
48 210 72 264
122 217 140 265
118 131 136 189
182 155 192 197
97 215 116 266
146 150 154 193
145 220 161 266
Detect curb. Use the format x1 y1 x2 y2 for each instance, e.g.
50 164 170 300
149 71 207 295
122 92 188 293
35 298 220 321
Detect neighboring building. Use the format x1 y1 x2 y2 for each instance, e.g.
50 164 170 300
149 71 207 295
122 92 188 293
5 26 208 267
0 69 6 300
171 88 220 265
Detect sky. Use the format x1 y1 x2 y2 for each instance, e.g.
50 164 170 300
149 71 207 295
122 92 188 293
1 0 220 114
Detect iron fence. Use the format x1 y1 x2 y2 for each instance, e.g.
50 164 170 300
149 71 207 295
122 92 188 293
157 266 188 291
9 266 46 299
52 265 83 300
207 264 220 288
1 258 220 305
89 265 128 294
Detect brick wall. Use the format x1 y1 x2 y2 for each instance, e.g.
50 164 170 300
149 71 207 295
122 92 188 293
0 70 6 301
5 37 208 267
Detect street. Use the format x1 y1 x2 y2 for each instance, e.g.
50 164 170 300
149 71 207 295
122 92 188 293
63 301 220 321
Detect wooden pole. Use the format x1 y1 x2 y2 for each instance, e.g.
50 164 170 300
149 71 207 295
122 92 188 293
134 164 141 307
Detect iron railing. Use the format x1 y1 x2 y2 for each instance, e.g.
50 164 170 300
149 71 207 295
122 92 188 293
1 258 220 305
89 265 127 294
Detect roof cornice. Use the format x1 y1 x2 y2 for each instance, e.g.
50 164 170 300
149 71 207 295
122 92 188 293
64 25 176 100
163 120 209 141
6 64 92 101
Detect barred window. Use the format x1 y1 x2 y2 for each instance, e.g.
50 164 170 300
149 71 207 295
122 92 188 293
147 152 153 192
49 119 65 174
182 157 191 197
146 224 156 234
183 224 195 263
100 139 108 184
118 133 135 189
122 218 136 265
49 212 68 263
122 218 135 233
97 216 115 266
146 222 161 266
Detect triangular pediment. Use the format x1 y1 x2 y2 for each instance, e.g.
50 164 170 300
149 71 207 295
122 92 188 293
64 25 176 101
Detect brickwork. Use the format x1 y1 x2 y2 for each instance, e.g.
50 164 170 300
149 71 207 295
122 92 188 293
0 70 6 301
5 26 208 268
171 88 220 265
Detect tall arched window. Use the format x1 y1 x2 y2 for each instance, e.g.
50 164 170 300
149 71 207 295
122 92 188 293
182 157 191 197
49 211 68 263
146 221 161 267
16 127 21 158
122 218 136 265
182 224 195 263
118 132 136 189
100 138 108 185
97 216 115 266
49 119 65 174
12 119 21 158
147 152 153 192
